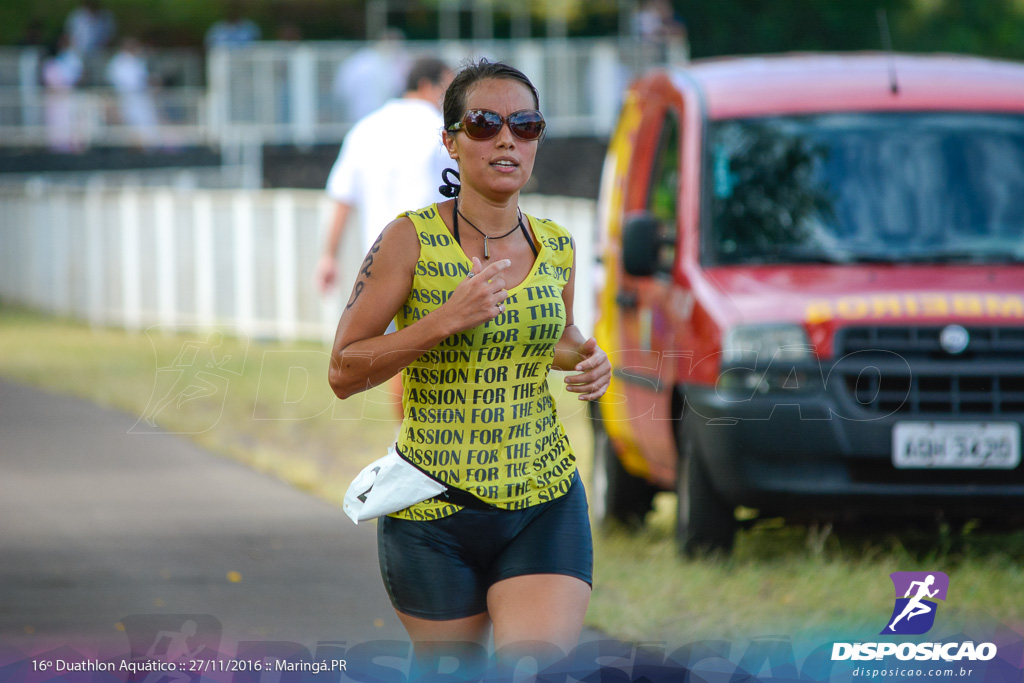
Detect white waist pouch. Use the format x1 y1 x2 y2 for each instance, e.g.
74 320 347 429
343 446 447 524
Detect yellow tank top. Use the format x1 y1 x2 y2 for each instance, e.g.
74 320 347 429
392 203 578 521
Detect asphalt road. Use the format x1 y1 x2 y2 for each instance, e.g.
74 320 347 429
0 379 407 660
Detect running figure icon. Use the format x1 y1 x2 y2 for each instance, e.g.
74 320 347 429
887 574 939 632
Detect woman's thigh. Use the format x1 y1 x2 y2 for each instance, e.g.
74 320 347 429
487 573 591 655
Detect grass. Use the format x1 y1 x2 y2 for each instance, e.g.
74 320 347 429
592 501 1024 643
2 306 1023 646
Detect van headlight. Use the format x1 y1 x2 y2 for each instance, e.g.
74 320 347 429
723 324 812 362
719 324 815 394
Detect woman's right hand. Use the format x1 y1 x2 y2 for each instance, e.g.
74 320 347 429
442 257 512 333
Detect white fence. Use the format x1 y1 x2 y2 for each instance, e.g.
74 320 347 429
0 186 598 342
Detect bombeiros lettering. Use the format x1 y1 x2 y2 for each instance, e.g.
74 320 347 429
806 293 1024 324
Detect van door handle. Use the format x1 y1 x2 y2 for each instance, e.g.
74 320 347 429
616 290 638 308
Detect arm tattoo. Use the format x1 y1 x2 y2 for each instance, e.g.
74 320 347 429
346 233 384 310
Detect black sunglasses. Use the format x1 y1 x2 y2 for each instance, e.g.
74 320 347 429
447 109 546 141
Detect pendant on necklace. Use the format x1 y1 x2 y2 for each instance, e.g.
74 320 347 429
483 237 490 260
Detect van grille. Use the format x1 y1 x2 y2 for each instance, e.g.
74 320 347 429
838 326 1024 358
834 326 1024 415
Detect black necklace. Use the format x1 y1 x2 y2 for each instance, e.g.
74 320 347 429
455 199 524 260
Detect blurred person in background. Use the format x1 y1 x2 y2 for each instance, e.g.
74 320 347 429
633 0 687 62
42 35 84 153
315 55 452 296
64 0 115 56
331 28 409 123
205 0 261 48
107 37 161 149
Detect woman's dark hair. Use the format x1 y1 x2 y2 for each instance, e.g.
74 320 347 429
442 59 540 132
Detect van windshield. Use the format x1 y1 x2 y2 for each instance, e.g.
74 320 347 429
708 113 1024 265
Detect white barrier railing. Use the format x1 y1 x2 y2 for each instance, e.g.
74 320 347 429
0 186 597 342
206 37 680 144
0 87 210 149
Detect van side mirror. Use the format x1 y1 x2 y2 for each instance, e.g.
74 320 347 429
622 212 671 277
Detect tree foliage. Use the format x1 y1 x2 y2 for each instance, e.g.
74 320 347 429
3 0 1024 63
677 0 1024 61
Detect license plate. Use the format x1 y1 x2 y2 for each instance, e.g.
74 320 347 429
893 422 1021 469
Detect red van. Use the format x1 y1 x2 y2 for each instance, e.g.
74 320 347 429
592 53 1024 553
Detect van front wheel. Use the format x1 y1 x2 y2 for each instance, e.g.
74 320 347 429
676 424 737 556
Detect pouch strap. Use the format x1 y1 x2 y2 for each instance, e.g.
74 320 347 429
394 444 497 510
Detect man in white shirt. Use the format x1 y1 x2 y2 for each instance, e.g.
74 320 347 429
315 56 453 295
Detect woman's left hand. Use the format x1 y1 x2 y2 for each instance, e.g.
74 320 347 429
564 337 611 401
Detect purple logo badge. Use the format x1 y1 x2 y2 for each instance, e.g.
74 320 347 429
881 571 949 635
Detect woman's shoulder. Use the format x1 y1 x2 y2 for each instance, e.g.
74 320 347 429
374 213 421 262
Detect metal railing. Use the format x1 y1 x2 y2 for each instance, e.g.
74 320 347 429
206 37 682 145
0 46 205 89
0 87 210 149
0 38 683 150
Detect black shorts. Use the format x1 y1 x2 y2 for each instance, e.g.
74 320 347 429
377 472 593 620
